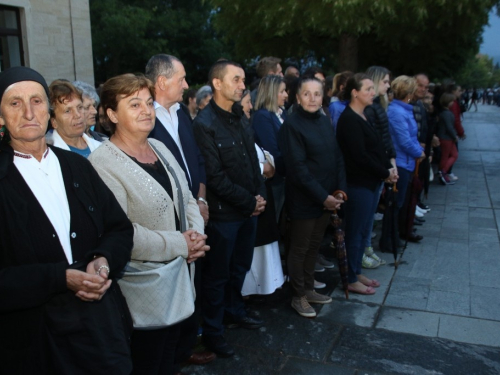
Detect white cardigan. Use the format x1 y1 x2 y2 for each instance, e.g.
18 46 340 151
88 139 204 263
46 129 102 153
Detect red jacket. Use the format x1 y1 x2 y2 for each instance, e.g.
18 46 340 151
450 100 465 137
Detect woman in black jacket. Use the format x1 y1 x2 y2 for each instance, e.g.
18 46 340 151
279 77 345 318
364 66 396 266
337 73 398 295
0 67 133 374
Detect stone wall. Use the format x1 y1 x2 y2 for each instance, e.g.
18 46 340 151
1 0 94 85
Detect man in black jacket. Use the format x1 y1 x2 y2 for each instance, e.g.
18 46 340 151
193 60 266 357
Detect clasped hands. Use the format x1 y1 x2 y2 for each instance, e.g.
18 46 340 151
183 229 210 263
323 193 345 211
252 195 267 216
385 167 399 183
66 256 112 302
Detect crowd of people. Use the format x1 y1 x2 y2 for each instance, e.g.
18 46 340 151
0 53 471 374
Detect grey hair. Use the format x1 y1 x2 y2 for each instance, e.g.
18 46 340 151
145 54 180 84
72 80 100 105
195 85 212 106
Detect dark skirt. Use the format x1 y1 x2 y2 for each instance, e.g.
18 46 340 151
255 180 280 247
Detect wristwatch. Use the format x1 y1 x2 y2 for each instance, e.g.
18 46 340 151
197 197 208 206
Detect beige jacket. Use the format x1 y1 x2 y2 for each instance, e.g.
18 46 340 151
88 139 204 263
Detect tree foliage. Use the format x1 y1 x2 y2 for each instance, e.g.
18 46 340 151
209 0 500 78
90 0 230 85
456 54 500 88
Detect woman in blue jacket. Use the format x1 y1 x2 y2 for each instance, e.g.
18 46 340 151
252 75 288 220
387 76 425 210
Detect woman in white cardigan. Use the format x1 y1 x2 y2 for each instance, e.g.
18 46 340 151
89 73 208 375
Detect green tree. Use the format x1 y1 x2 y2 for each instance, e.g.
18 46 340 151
456 54 500 88
209 0 500 78
90 0 230 85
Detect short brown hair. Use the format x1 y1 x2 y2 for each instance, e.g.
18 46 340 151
208 60 242 91
49 80 83 118
332 71 354 100
440 92 456 108
256 57 281 78
100 74 155 134
391 75 417 101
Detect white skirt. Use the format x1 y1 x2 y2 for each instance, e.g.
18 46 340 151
241 241 285 296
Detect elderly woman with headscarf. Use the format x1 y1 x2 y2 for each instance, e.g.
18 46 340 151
0 66 134 374
46 80 101 157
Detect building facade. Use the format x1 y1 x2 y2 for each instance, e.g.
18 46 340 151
0 0 94 84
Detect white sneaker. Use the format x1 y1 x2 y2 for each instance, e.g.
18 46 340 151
415 208 424 218
416 205 427 215
362 254 380 269
448 173 459 181
374 213 384 221
314 280 326 289
365 246 386 265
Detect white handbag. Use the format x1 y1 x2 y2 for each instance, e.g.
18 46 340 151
118 142 195 329
118 257 194 329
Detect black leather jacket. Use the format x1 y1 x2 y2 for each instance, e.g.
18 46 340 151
193 100 265 221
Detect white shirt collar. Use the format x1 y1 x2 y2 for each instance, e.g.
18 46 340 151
154 101 180 114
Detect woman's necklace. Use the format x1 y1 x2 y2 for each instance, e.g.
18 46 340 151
111 135 157 164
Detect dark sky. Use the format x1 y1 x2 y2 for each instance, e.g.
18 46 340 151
480 9 500 63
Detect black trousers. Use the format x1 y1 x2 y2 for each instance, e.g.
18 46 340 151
130 314 197 375
202 217 258 336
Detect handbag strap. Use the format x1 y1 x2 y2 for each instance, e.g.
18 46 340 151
149 142 187 233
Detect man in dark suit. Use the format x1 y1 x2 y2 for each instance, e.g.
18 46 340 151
145 54 208 224
145 54 214 366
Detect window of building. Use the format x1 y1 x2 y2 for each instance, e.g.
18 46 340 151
0 5 23 71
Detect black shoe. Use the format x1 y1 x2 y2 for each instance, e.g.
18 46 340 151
202 335 235 358
230 315 264 330
407 234 423 243
415 217 425 223
413 220 423 226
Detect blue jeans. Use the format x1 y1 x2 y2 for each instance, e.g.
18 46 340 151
202 217 257 336
364 182 384 248
345 184 380 283
396 167 412 208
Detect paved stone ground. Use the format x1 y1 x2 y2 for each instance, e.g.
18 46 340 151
184 103 500 375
